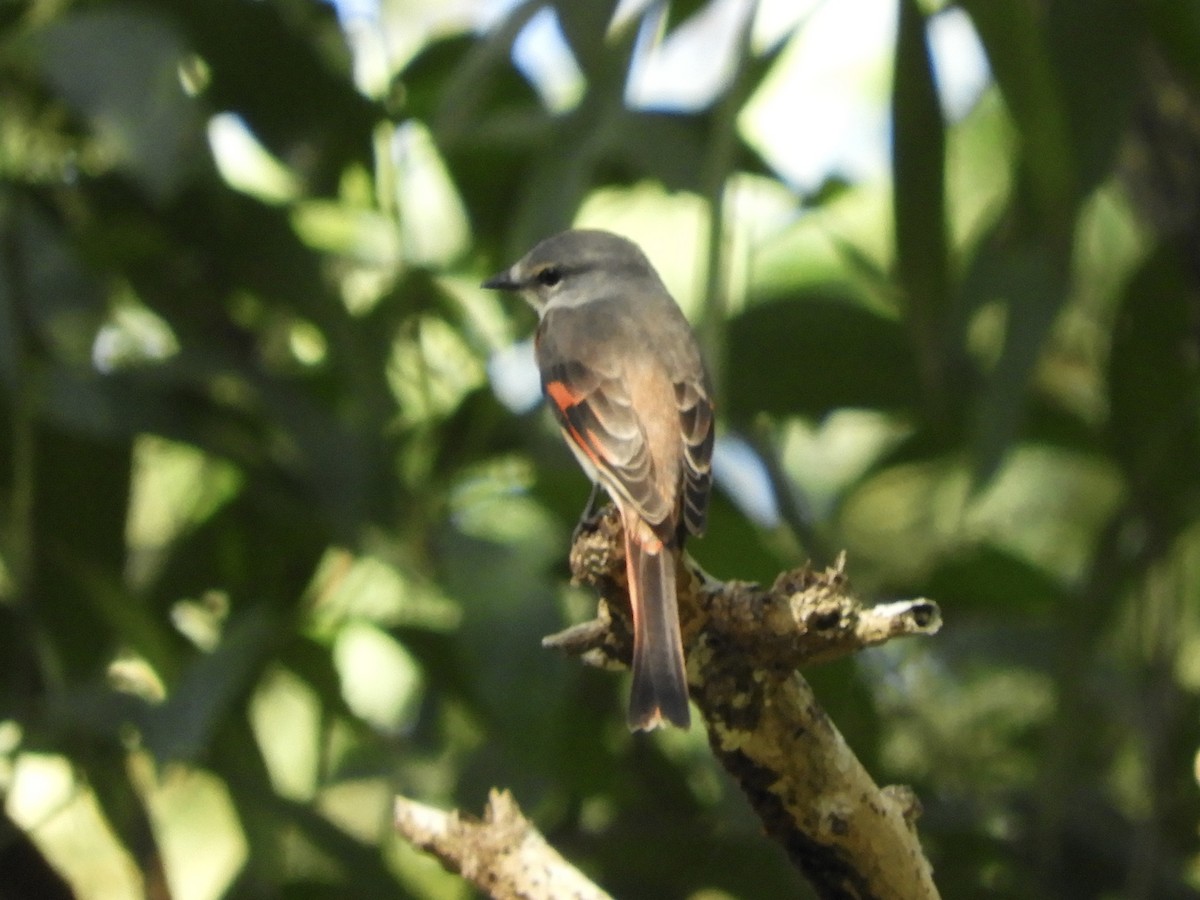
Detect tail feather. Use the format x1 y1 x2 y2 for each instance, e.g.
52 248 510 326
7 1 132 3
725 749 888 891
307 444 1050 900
624 529 690 730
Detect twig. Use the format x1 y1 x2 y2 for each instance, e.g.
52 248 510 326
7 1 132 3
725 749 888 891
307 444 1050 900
393 789 612 900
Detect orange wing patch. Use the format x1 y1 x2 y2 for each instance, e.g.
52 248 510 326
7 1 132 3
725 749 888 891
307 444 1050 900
546 379 606 469
546 379 585 411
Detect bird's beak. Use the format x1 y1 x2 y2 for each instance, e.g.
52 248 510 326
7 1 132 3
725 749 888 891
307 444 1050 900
482 268 519 291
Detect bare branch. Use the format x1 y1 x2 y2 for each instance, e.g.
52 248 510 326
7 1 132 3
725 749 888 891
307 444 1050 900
546 507 942 900
398 507 942 899
393 789 613 900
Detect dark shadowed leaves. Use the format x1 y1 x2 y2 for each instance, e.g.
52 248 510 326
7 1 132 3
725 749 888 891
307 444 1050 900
1107 246 1200 539
926 542 1068 618
140 606 280 763
30 7 205 200
892 0 949 402
959 0 1075 228
959 223 1070 486
726 296 921 421
169 0 375 192
552 0 622 78
1046 0 1141 197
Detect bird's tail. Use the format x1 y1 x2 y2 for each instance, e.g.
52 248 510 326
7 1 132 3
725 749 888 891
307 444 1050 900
624 523 690 730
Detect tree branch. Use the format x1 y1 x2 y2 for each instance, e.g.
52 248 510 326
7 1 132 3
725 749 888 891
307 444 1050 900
548 507 942 899
393 789 612 900
395 507 942 900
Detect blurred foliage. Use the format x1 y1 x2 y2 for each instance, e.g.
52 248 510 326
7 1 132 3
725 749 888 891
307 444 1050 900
1 0 1199 898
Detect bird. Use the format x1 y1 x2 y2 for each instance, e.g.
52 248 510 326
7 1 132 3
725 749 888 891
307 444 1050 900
483 229 715 730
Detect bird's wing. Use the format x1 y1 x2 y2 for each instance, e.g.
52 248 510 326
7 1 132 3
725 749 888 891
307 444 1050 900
540 354 675 537
675 378 714 540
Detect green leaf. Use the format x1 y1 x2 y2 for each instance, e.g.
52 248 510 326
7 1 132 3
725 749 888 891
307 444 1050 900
892 0 949 397
664 0 713 36
552 0 623 77
400 32 542 139
226 787 400 894
926 542 1068 617
1046 0 1141 196
503 128 597 255
959 224 1070 485
1107 246 1200 536
30 425 132 678
77 746 167 887
433 512 572 789
1147 0 1200 94
141 606 279 763
171 0 376 192
1022 395 1104 457
210 719 401 893
725 296 921 420
31 7 205 200
689 490 792 587
8 197 107 366
959 0 1076 229
495 21 640 253
963 0 1140 212
400 32 552 253
607 110 775 191
0 807 75 899
0 198 20 389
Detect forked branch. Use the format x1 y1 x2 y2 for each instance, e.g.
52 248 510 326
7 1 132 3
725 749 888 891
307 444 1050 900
397 507 942 899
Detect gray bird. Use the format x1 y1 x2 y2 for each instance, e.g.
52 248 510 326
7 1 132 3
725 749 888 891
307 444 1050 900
483 229 715 730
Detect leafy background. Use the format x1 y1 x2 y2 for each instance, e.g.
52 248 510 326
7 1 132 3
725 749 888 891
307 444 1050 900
2 0 1200 897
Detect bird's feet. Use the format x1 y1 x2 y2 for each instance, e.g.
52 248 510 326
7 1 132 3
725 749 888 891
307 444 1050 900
571 483 606 545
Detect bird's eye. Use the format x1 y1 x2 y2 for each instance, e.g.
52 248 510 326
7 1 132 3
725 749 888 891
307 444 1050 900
535 267 563 287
